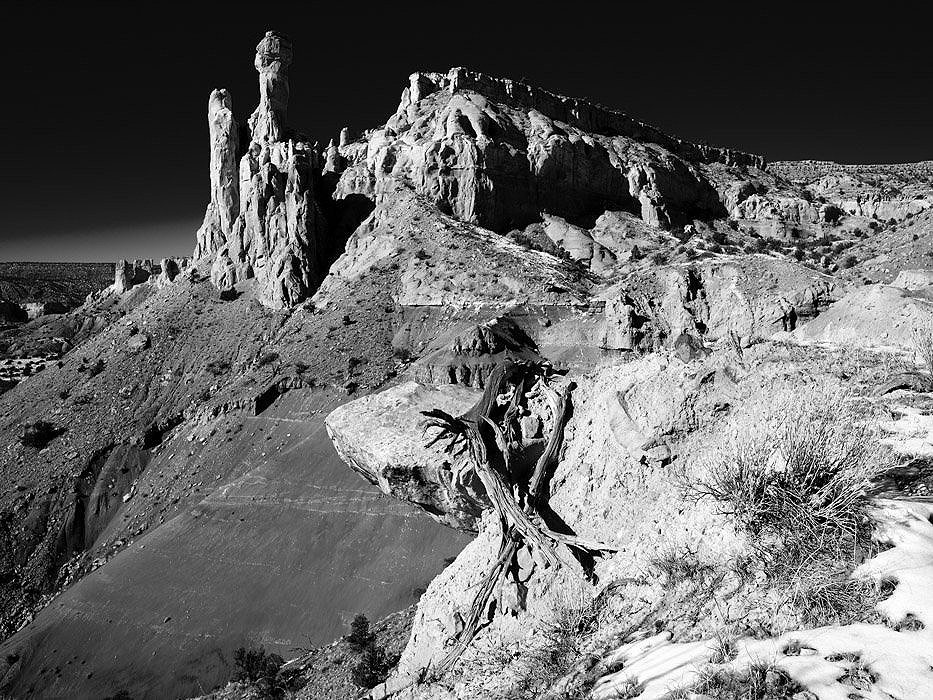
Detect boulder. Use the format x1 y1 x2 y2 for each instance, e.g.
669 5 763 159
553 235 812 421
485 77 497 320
325 381 485 531
126 332 150 352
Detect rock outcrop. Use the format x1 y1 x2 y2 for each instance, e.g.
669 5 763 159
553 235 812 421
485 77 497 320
158 257 180 285
598 255 843 350
114 258 188 294
891 269 933 290
525 210 670 275
756 161 933 229
333 68 767 235
411 316 543 388
194 31 328 309
791 283 933 351
248 31 292 145
114 259 152 294
23 301 68 319
193 89 240 258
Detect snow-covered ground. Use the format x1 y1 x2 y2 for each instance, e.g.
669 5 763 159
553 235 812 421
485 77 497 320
589 397 933 700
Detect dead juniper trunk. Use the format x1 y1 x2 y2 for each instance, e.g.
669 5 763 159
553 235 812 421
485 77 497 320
421 361 616 678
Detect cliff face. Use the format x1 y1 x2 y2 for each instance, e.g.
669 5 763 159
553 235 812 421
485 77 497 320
193 37 883 311
332 68 767 235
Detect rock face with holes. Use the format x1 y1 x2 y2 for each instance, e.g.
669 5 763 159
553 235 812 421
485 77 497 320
193 31 329 309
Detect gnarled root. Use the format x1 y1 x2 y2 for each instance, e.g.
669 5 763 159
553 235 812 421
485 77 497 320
420 361 616 680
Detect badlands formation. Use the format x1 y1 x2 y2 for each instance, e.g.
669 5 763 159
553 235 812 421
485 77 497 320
3 30 933 700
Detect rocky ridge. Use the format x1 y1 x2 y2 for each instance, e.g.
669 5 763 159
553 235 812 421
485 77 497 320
192 39 933 311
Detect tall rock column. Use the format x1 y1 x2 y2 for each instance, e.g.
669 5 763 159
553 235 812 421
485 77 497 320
248 31 292 144
195 89 239 258
195 31 327 310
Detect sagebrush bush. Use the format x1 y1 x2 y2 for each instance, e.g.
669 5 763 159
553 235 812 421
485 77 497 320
648 545 717 587
692 391 888 554
687 388 892 622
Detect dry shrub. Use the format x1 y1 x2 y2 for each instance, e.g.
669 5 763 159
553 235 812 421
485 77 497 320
648 545 718 587
508 583 602 699
781 560 882 626
688 661 804 699
687 387 893 624
457 581 609 700
912 326 933 375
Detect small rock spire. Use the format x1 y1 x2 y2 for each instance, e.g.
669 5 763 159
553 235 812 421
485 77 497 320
324 138 343 174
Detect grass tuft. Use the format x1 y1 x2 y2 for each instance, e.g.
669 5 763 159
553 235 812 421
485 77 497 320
688 661 804 699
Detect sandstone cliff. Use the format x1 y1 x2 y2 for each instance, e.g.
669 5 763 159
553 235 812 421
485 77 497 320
332 68 768 235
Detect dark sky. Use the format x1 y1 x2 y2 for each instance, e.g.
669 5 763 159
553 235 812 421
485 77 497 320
2 2 931 261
